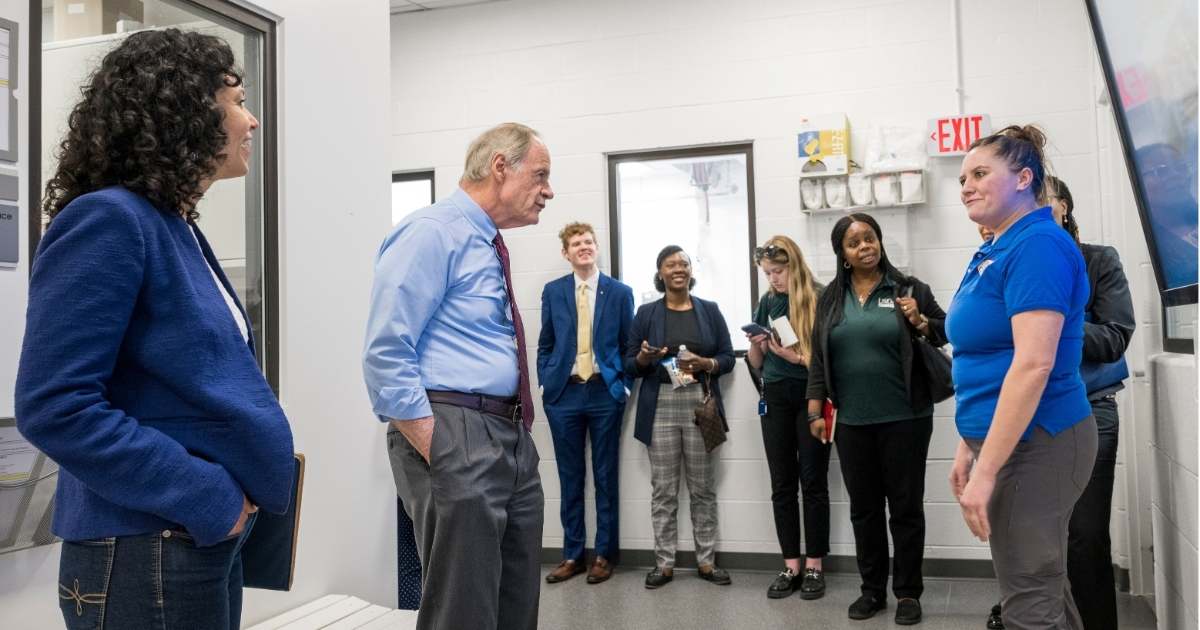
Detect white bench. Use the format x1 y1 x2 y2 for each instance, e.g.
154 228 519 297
245 595 418 630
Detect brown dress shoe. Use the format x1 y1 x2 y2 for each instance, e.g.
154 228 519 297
546 558 586 583
587 556 614 584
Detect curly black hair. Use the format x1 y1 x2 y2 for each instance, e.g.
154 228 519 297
44 28 243 222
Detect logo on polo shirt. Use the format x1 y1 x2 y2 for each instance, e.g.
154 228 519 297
977 259 995 274
878 297 894 308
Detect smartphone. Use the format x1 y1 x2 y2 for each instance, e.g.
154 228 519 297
642 341 665 352
741 324 780 344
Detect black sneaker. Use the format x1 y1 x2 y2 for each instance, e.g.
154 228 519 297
644 568 673 589
698 566 732 585
848 594 887 620
895 598 922 625
799 567 825 600
767 568 797 599
987 603 1004 629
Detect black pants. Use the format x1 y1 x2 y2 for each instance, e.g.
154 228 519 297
836 415 933 601
1067 397 1119 630
762 378 832 559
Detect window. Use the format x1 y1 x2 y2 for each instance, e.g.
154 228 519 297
34 0 280 389
392 170 435 225
608 143 757 352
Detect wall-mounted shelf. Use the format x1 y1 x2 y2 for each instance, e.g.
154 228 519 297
799 170 925 282
798 170 926 213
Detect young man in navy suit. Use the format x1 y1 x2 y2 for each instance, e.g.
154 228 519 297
538 222 634 584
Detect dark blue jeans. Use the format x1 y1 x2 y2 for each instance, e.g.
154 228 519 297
58 513 256 630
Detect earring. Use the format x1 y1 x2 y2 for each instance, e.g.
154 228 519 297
843 260 851 269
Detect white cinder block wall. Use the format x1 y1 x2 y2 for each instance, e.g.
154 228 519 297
389 0 1145 567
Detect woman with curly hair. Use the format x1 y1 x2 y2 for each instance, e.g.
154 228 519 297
15 28 293 629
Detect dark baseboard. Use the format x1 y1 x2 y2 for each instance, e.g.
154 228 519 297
542 547 1132 586
540 547 995 578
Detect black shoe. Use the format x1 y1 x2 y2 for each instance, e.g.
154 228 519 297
767 568 797 599
698 566 732 585
799 567 825 600
895 598 922 625
848 594 887 620
987 603 1004 629
644 568 673 589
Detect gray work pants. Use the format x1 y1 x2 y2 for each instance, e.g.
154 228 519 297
966 416 1097 630
387 403 544 630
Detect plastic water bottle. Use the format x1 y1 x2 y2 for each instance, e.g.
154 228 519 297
679 345 692 360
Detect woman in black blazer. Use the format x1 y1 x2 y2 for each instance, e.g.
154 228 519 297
805 213 947 625
624 245 735 590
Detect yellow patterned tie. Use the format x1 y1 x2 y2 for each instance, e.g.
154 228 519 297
577 283 594 380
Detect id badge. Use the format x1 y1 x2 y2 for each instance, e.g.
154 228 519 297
758 399 768 416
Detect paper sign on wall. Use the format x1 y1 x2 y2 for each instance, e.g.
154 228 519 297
926 114 992 156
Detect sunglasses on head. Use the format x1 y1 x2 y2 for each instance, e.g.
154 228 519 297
754 245 783 261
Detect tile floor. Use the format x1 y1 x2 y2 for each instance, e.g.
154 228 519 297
537 568 1158 629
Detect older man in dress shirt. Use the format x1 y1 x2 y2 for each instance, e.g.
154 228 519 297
364 123 552 630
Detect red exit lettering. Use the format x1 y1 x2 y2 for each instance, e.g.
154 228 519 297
928 115 992 156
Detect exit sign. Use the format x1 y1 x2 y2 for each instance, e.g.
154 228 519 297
927 114 992 156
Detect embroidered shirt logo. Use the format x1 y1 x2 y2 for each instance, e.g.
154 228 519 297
977 259 995 275
877 297 894 308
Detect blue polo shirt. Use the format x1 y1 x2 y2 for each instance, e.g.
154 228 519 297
945 207 1091 440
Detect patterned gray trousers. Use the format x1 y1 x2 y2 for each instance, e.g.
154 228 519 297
647 382 719 568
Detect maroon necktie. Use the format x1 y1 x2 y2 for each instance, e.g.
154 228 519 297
492 232 534 431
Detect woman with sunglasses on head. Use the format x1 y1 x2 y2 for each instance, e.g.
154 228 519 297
746 236 831 600
625 245 736 590
947 126 1096 630
806 213 947 625
983 176 1135 630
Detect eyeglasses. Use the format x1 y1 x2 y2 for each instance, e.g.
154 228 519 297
1141 162 1191 180
754 245 783 261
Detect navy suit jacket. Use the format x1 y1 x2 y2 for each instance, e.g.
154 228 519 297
623 297 736 446
537 272 635 405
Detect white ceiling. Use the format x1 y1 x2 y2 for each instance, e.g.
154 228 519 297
389 0 500 14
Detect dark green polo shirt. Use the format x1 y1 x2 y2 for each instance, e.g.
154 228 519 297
752 292 809 383
828 276 931 425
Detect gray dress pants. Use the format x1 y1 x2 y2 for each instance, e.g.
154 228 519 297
966 416 1097 630
387 402 544 630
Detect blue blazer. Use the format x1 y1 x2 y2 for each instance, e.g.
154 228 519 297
15 187 294 548
623 297 736 446
537 272 635 405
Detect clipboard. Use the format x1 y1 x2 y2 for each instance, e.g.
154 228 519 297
242 453 305 591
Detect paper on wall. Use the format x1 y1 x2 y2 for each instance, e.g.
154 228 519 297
770 315 800 348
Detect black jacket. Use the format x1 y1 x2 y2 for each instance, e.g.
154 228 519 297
806 275 947 414
624 297 737 446
1080 243 1136 399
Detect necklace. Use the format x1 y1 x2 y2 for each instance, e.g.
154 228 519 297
851 270 883 306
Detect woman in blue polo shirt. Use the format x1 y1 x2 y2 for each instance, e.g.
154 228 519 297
946 125 1096 630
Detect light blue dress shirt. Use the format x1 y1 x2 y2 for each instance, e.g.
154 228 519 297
363 188 519 422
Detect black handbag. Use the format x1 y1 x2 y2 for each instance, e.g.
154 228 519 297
904 286 954 404
914 336 954 403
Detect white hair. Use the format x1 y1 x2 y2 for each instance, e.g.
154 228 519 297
460 123 542 183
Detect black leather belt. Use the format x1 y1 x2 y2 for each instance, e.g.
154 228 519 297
567 374 603 384
426 390 520 423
